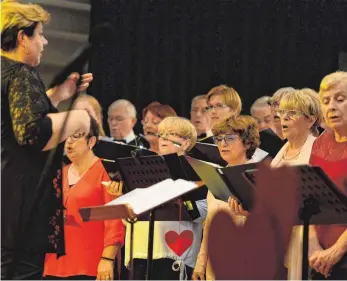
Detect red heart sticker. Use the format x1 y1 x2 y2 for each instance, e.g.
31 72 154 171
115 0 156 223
165 230 194 256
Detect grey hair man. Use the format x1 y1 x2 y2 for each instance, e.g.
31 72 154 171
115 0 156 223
250 96 274 132
107 99 137 144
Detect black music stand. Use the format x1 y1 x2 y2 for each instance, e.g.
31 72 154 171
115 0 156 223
244 165 347 280
80 177 199 281
95 139 155 161
115 154 202 280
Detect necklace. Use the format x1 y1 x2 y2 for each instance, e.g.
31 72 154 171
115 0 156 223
282 146 302 160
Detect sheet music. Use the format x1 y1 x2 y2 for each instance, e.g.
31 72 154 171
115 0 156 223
105 179 197 215
251 148 269 163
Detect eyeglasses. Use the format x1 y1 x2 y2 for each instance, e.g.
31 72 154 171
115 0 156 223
158 132 188 140
276 109 307 119
205 104 230 112
141 119 162 126
108 116 126 122
213 134 240 145
68 132 87 141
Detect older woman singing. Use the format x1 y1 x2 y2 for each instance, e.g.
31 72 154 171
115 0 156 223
309 71 347 280
44 118 125 280
193 115 260 280
125 117 207 280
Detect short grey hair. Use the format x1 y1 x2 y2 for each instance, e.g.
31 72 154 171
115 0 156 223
191 95 207 109
272 87 295 105
108 99 137 119
250 96 272 115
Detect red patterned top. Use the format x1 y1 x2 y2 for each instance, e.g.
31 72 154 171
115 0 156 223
44 159 125 277
309 129 347 267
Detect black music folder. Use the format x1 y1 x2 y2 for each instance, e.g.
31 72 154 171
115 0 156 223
188 142 227 167
259 128 285 158
186 157 257 207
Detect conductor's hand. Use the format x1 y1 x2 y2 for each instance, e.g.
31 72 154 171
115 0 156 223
309 244 345 278
228 197 249 216
102 181 123 197
192 271 205 280
47 73 93 106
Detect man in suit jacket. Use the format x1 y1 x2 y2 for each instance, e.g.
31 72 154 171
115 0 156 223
107 99 138 144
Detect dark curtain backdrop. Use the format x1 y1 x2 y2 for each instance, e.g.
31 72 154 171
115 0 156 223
88 0 346 136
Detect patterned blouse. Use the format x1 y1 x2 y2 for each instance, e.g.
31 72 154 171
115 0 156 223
1 56 65 256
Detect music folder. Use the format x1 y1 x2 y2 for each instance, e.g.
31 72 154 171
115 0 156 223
79 178 199 221
259 128 285 158
188 142 227 167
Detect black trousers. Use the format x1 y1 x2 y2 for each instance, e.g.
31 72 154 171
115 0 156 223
1 248 45 280
132 258 193 280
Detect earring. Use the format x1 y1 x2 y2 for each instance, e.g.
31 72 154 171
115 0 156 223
89 146 92 150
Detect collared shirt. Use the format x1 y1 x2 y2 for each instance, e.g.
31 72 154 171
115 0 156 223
101 131 136 144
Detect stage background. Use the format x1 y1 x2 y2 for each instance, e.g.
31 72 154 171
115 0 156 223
88 0 346 136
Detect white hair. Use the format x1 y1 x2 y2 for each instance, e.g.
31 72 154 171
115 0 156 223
250 96 272 115
108 99 137 118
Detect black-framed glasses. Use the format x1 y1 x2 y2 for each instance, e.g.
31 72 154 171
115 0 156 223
213 134 240 145
68 132 87 141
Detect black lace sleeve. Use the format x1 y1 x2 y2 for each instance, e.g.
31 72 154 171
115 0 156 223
8 65 53 149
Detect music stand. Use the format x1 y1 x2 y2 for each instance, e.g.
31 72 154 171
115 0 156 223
115 154 201 280
95 140 155 161
80 177 199 279
244 165 347 280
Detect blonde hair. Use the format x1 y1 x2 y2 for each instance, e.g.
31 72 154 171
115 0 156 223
319 71 347 95
212 115 260 159
74 94 106 136
158 117 197 151
1 0 50 51
206 85 242 115
279 88 322 136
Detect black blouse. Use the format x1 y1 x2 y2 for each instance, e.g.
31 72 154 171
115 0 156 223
1 56 65 256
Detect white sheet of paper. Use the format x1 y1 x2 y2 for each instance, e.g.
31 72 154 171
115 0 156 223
105 178 197 215
251 148 269 163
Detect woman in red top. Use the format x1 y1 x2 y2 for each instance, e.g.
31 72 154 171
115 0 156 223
44 118 125 280
309 71 347 280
